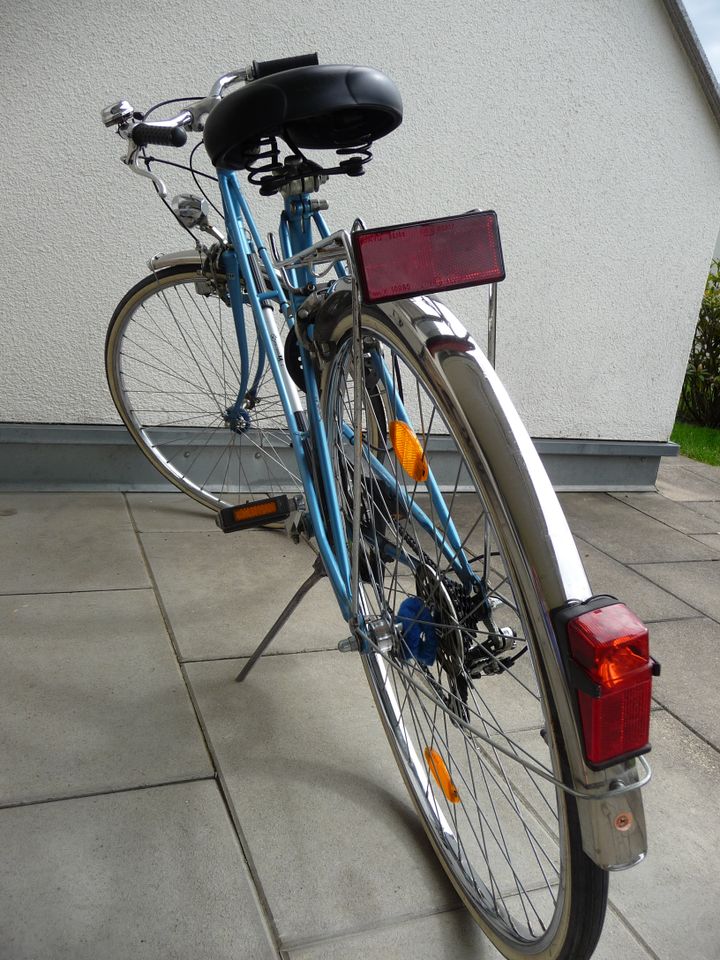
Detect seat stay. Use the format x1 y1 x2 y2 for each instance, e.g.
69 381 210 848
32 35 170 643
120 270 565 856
339 420 477 587
369 352 475 586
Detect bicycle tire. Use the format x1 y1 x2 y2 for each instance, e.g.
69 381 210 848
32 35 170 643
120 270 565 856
105 265 298 510
321 298 608 960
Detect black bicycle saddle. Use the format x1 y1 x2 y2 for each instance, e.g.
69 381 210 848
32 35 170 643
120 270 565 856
203 64 403 171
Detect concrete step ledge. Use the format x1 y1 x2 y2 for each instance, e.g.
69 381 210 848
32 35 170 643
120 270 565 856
0 423 678 493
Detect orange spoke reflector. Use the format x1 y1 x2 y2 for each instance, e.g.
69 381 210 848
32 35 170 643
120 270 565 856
424 747 460 803
389 420 429 482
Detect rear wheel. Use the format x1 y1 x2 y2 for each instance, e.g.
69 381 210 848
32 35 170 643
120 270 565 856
322 308 607 960
105 265 298 509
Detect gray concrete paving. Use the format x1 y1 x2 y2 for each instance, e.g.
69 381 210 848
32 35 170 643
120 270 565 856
0 781 275 960
0 590 212 805
188 652 461 943
140 527 345 660
1 455 719 959
0 492 149 594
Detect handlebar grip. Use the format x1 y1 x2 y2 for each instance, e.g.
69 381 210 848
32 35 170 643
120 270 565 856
130 122 187 148
252 52 319 79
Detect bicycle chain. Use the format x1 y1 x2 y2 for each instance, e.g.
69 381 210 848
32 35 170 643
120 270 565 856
400 529 489 633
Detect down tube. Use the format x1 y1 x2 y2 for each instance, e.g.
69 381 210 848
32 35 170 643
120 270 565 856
217 170 351 615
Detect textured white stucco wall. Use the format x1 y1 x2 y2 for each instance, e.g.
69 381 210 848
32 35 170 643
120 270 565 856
2 0 720 439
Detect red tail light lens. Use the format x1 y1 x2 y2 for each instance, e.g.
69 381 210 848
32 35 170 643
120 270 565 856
351 210 505 304
567 603 653 766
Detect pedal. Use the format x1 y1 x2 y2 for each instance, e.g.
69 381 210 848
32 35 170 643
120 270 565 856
216 495 293 533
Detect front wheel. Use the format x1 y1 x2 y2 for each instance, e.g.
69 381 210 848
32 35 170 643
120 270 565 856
322 304 607 960
105 265 297 510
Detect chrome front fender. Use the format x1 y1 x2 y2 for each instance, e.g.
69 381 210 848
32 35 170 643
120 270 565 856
148 249 205 272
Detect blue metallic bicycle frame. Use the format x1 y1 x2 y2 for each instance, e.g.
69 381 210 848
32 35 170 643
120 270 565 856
215 168 476 621
218 169 355 617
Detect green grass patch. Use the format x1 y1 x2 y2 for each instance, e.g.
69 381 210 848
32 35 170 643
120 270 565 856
671 421 720 467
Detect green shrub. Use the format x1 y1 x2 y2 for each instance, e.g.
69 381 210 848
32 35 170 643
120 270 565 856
677 259 720 428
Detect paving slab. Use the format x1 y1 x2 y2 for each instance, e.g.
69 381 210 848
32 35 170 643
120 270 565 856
126 492 219 531
0 590 212 806
287 906 651 960
186 652 460 943
141 529 345 659
610 711 720 960
648 618 720 748
609 491 720 535
573 537 697 622
691 532 720 551
286 909 502 960
630 559 720 622
654 460 720 503
682 499 720 525
0 780 274 960
559 493 720 564
660 455 720 484
0 492 148 594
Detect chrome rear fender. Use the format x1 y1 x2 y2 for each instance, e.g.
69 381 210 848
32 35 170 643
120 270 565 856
323 280 649 870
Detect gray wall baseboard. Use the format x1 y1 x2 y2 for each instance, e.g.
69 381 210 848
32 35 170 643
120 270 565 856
0 423 678 493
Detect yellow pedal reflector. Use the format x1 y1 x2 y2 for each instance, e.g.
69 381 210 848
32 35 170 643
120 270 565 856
216 495 291 533
232 501 279 522
424 747 460 803
389 420 429 482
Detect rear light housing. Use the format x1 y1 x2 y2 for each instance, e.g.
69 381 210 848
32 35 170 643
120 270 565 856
553 597 659 769
351 210 505 304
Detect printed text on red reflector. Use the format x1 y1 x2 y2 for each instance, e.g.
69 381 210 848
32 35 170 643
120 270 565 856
567 603 654 766
351 210 505 304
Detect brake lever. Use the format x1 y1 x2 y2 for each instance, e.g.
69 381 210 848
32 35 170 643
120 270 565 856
122 143 169 198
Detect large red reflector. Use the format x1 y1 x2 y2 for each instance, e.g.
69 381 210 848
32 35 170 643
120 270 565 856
352 210 505 304
567 603 653 766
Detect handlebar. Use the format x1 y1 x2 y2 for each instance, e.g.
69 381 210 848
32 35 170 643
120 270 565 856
102 53 319 198
103 52 319 149
130 121 188 148
251 52 319 79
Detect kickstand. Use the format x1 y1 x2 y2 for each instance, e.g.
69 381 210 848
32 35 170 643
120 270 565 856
235 554 327 682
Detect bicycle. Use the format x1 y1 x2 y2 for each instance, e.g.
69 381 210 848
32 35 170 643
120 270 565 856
102 53 657 960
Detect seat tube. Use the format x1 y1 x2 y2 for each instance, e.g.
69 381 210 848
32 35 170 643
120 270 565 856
217 169 352 612
218 247 251 420
280 192 354 594
218 171 304 422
